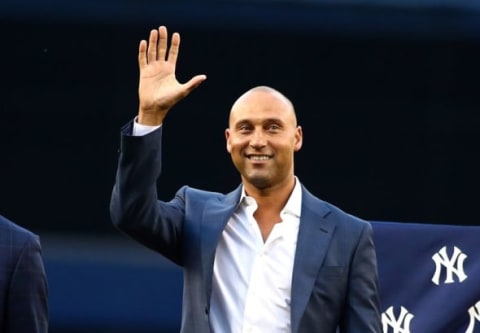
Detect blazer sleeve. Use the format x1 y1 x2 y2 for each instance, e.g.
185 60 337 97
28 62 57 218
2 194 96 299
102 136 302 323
110 122 186 265
341 222 382 332
8 233 49 333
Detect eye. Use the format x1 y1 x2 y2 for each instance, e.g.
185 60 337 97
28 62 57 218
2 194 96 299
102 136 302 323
267 123 281 131
238 124 252 132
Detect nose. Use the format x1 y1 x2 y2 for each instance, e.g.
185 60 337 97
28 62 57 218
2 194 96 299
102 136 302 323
249 130 267 149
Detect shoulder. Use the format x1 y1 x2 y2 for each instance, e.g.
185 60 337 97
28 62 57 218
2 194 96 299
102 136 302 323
171 185 242 213
0 214 40 249
0 215 43 281
300 185 371 232
176 185 239 201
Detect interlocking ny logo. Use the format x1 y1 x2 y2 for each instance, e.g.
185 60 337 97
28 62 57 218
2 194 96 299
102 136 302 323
382 306 414 333
431 246 468 285
466 301 480 333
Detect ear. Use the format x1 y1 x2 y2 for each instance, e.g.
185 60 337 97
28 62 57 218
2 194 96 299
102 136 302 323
225 128 232 153
294 126 303 152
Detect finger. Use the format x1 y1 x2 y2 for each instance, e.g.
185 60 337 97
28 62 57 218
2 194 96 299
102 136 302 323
157 26 168 61
168 32 180 65
147 29 158 63
138 40 147 69
183 74 207 93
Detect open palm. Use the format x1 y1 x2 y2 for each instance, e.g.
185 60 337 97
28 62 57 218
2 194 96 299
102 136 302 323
137 26 206 124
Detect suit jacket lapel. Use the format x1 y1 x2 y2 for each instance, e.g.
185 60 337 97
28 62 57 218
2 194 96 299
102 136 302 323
290 186 336 333
200 185 242 301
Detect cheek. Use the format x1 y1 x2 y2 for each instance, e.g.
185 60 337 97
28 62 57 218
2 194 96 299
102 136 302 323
226 136 241 154
228 138 246 152
229 145 242 158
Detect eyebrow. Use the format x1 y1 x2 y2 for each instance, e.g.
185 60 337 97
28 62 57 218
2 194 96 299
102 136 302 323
234 118 284 126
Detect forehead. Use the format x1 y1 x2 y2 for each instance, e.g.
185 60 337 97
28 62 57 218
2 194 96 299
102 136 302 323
229 90 296 124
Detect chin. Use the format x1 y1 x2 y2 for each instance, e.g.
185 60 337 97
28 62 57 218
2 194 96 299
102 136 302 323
246 174 271 189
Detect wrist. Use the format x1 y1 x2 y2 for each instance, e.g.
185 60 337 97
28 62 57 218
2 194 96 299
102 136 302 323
137 110 164 126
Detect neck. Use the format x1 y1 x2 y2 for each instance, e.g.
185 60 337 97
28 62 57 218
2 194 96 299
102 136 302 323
243 175 296 209
243 175 297 242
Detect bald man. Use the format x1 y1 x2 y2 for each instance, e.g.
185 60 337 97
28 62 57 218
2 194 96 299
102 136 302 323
110 25 382 333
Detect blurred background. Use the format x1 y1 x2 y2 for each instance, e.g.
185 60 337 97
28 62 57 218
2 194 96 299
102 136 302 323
1 0 479 332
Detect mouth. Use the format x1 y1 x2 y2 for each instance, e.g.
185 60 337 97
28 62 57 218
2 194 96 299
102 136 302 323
246 154 272 161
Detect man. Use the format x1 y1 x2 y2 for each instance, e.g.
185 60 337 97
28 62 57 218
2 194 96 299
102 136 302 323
0 214 49 332
110 25 382 332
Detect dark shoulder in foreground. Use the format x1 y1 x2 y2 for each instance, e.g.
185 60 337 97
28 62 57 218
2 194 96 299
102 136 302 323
0 214 39 245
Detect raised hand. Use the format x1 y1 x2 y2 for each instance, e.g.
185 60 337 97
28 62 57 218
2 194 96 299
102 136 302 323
137 25 207 125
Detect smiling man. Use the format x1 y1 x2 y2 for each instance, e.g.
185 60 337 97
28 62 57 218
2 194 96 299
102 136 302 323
110 25 382 333
227 86 302 193
225 86 303 242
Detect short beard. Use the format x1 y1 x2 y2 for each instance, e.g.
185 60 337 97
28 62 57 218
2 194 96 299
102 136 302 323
246 175 271 190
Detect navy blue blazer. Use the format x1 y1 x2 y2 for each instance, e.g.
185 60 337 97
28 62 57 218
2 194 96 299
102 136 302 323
0 214 49 333
110 123 382 333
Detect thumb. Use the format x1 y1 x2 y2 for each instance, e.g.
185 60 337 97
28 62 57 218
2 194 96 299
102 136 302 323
184 74 207 93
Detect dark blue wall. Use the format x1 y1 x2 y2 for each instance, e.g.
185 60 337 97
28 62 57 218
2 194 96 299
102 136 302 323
42 235 182 333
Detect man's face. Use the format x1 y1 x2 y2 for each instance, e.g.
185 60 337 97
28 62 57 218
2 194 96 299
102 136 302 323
225 89 303 190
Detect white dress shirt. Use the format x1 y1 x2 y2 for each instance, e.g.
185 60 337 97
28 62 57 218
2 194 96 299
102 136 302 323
210 180 301 333
132 118 161 136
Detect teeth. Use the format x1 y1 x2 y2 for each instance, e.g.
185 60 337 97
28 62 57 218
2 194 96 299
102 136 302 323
249 155 270 160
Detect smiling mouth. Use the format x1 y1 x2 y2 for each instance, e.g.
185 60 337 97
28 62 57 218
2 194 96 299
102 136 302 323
247 155 272 161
